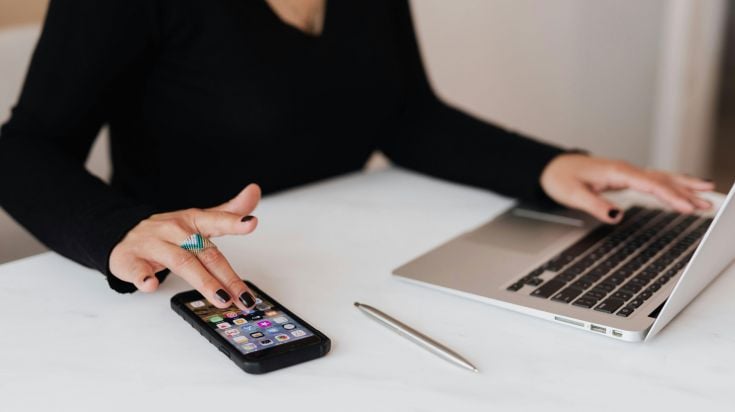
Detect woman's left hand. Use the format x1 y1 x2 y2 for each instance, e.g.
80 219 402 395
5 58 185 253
540 153 715 224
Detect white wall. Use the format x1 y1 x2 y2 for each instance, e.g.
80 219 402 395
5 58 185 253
411 0 667 166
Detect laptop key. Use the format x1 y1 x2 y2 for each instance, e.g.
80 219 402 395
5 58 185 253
556 271 578 282
594 298 625 314
551 287 584 304
572 297 598 308
636 269 657 281
572 279 593 290
545 256 569 272
605 275 626 285
531 280 566 298
507 281 525 292
612 290 633 301
620 282 643 294
617 307 635 317
586 289 607 300
526 277 543 286
638 290 653 300
628 298 644 308
629 276 650 286
587 267 608 279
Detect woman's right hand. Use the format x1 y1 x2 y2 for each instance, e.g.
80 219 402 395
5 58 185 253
109 184 262 310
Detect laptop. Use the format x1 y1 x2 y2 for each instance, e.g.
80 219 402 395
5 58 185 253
393 183 735 342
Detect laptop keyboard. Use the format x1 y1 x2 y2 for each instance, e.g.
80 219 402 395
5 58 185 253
506 206 713 318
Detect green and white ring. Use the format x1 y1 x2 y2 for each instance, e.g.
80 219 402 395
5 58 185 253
180 233 216 254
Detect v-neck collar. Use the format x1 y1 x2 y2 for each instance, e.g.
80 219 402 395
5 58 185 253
259 0 330 40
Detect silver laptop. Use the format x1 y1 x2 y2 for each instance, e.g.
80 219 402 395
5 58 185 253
393 184 735 342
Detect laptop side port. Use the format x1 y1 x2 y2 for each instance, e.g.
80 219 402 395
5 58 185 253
612 330 623 338
590 324 607 334
554 316 584 328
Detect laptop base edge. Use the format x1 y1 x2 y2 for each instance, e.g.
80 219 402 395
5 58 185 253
393 273 650 343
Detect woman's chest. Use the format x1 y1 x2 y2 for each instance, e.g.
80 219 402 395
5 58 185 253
139 0 407 140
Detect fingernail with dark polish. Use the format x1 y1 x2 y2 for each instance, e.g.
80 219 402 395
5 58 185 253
241 215 254 223
215 289 231 304
239 291 256 308
608 209 620 219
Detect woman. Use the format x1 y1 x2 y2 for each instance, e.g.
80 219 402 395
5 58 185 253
0 0 713 312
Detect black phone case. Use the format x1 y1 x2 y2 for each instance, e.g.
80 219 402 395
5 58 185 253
171 281 331 374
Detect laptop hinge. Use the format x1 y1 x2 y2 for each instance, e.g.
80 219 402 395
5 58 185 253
648 299 667 319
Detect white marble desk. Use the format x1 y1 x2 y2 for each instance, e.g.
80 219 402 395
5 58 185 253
1 169 733 412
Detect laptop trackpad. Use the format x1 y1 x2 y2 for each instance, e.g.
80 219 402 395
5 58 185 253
464 210 578 255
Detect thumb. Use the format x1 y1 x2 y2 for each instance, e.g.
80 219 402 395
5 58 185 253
563 183 623 224
209 183 261 215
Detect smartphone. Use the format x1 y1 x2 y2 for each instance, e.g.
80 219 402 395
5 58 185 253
171 281 330 374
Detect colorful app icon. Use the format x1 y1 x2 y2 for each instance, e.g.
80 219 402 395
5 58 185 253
291 330 306 337
247 314 263 321
208 316 224 323
257 320 272 328
190 300 205 308
272 316 288 324
216 322 232 329
224 329 240 337
224 311 238 319
250 331 264 338
266 327 279 333
233 336 248 343
241 343 257 351
265 310 278 317
259 339 273 346
283 323 296 330
241 325 257 332
274 334 290 342
233 318 247 325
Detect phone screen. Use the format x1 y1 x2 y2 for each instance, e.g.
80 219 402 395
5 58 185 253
184 293 314 355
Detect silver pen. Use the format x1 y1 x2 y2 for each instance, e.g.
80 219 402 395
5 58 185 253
354 302 479 373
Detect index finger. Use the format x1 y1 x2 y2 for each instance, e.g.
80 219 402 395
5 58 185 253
197 247 257 311
145 240 235 309
614 168 696 213
186 209 258 238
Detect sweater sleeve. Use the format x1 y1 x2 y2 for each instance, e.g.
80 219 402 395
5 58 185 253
0 0 164 293
378 0 566 204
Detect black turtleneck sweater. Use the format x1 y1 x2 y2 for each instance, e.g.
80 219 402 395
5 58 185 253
0 0 564 293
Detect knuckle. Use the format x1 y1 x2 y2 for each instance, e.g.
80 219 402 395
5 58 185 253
183 207 202 217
